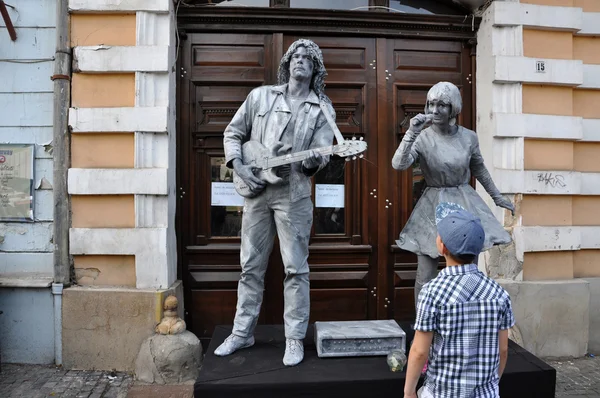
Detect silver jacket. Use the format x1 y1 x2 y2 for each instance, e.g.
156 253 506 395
224 84 336 202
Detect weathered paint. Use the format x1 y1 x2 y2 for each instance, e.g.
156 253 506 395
69 227 170 289
0 62 54 93
0 0 57 28
0 288 55 364
524 251 574 280
73 46 169 73
71 195 135 228
523 29 573 60
521 195 572 226
522 85 573 116
1 28 56 60
0 222 53 252
523 139 574 171
0 93 54 127
71 14 136 47
68 169 167 195
35 190 54 222
73 255 136 287
71 133 135 168
0 252 53 274
71 73 135 108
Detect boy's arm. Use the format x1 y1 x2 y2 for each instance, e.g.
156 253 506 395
498 329 509 378
404 330 434 397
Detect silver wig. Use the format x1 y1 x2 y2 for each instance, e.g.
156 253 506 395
424 81 463 126
277 39 328 99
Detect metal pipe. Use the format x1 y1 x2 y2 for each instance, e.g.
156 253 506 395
53 0 71 286
52 283 63 365
0 0 17 41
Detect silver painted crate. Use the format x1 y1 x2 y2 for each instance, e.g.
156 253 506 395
314 320 406 358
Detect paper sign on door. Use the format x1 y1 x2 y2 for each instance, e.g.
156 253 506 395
211 182 245 207
315 184 345 208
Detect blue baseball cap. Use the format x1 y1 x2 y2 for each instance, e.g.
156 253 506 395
436 202 485 257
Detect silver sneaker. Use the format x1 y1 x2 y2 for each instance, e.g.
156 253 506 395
283 338 304 366
214 334 255 357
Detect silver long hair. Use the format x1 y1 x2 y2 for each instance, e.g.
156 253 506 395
277 39 329 100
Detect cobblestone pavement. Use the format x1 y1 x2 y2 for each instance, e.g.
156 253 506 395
1 356 600 397
547 355 600 398
0 364 132 398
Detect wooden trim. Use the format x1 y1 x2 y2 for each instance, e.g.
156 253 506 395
178 7 480 40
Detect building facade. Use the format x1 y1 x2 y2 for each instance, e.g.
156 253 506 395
1 0 599 370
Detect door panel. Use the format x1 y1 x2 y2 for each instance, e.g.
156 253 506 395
179 30 474 344
383 38 473 320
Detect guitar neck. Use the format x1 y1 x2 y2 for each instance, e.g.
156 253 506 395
264 146 334 169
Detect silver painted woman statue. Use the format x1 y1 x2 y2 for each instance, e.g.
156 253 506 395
392 82 514 306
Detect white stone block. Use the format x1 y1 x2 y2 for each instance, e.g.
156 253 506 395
73 46 169 73
135 195 168 228
494 113 583 140
581 64 600 89
69 0 169 12
68 168 168 195
136 12 170 46
499 279 589 358
70 227 170 289
578 12 600 36
135 132 169 168
494 56 583 86
69 107 168 132
582 119 600 142
493 2 583 32
135 73 169 107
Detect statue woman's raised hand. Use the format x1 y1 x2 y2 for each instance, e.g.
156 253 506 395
409 114 434 133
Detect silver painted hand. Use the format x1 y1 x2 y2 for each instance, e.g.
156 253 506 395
494 196 515 216
409 113 434 133
233 158 265 193
302 150 322 170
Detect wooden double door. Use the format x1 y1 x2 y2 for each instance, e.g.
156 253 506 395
178 31 473 344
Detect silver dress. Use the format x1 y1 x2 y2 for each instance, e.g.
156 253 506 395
393 125 511 259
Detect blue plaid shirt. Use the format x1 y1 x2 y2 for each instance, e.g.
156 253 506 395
415 264 515 398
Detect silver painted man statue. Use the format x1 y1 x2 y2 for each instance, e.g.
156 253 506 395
392 82 514 307
215 39 335 366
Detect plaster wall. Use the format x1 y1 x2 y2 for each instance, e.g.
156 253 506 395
0 0 57 364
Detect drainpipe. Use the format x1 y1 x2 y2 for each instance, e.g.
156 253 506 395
52 0 70 366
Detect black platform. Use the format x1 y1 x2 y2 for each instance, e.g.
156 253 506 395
195 323 556 398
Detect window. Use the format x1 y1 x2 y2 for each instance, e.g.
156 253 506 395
210 157 243 237
290 0 369 10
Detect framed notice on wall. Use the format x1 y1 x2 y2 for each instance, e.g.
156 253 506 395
0 144 34 222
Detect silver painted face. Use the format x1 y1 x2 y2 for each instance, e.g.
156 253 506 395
289 46 314 82
427 98 452 127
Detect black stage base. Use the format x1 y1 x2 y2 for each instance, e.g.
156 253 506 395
195 324 556 398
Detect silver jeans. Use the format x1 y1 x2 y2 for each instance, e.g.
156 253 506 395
232 184 313 340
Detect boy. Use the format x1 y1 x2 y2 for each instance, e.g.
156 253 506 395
404 204 515 398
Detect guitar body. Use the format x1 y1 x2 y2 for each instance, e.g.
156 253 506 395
233 141 283 198
232 137 367 198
